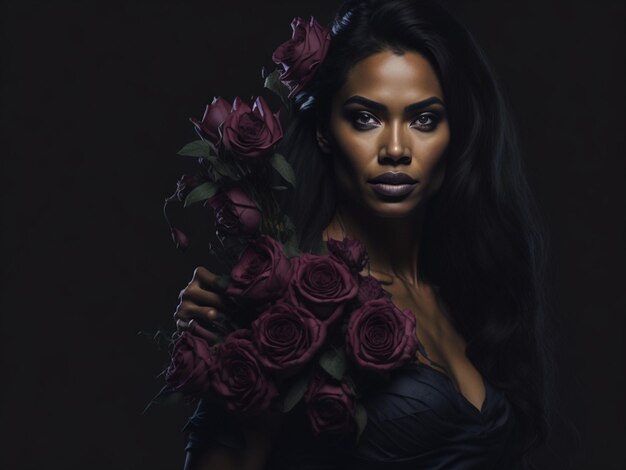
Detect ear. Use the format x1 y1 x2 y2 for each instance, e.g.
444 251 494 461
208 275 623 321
315 125 332 154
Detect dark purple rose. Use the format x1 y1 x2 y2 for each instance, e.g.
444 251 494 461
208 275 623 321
304 374 356 436
205 187 261 236
165 329 214 394
251 301 326 375
346 298 418 372
356 274 391 304
326 237 369 273
210 329 279 414
272 16 331 98
287 253 358 325
219 96 282 159
226 235 293 305
189 96 232 144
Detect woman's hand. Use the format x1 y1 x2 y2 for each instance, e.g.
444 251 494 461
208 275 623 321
174 266 230 333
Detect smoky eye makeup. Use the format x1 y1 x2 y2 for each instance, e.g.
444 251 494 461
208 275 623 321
344 107 446 132
410 109 445 131
346 110 380 130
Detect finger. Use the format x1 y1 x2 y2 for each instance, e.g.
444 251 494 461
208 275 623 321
174 303 218 323
187 320 221 345
176 319 221 345
183 284 227 309
192 266 228 293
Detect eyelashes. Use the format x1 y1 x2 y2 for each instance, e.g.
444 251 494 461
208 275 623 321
350 111 378 129
411 112 441 130
348 110 444 132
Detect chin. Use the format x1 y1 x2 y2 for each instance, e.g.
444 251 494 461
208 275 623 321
365 195 425 219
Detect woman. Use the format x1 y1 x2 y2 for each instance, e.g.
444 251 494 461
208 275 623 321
174 0 553 468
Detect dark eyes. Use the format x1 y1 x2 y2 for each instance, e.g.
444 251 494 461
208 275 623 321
349 110 442 132
352 112 378 128
413 114 438 129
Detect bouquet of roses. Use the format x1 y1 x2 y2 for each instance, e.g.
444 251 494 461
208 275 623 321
160 16 419 441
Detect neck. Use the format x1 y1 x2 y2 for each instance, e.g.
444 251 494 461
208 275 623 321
322 198 425 286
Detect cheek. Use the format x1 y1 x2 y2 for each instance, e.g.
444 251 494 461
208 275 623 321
418 127 450 176
418 129 449 193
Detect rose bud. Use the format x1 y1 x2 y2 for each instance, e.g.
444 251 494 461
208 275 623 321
205 187 261 236
271 16 331 98
165 330 214 395
287 253 358 325
210 330 279 414
326 237 369 273
226 235 293 306
346 298 418 373
356 274 392 304
304 374 356 436
219 96 282 159
251 301 326 376
190 96 232 144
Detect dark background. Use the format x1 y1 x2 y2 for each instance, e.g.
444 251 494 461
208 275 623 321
1 0 623 468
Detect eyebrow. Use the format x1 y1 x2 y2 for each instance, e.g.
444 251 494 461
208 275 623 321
342 95 444 113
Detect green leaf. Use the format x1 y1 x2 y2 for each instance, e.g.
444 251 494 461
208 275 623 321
283 234 300 258
310 233 328 256
319 348 348 381
184 181 218 207
177 140 216 157
270 153 296 187
271 185 288 191
283 374 310 412
203 155 241 181
354 403 367 443
264 69 289 105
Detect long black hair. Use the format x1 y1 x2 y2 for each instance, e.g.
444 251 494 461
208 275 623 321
275 0 554 465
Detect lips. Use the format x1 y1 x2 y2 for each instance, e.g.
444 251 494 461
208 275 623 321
367 172 418 197
368 172 417 184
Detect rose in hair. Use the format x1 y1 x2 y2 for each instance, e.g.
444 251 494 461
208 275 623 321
219 96 282 159
271 16 331 98
326 237 369 273
190 96 232 144
304 373 356 436
287 253 358 325
346 298 418 372
210 329 279 414
227 235 293 305
356 274 392 304
251 301 326 376
165 328 214 394
206 187 261 236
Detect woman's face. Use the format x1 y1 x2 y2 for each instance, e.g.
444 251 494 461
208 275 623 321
320 49 450 218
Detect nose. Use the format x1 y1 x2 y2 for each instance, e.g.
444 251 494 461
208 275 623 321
378 121 411 165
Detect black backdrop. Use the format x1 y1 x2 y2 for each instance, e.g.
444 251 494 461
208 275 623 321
1 0 624 469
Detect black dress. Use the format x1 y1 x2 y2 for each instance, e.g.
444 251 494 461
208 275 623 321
184 361 519 469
